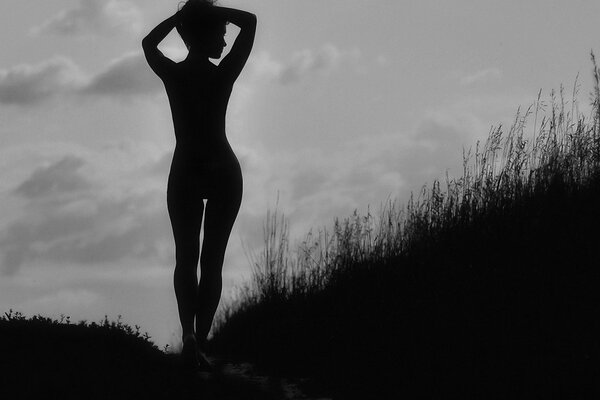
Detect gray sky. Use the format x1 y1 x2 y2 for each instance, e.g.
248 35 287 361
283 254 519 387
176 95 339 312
1 0 599 347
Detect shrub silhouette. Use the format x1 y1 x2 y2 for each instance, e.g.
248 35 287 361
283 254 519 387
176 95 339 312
0 311 281 399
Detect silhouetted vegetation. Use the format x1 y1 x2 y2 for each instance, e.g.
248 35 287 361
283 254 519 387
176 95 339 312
210 54 600 398
0 311 281 399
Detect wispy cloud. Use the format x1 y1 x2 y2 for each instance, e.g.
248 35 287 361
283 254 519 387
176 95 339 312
32 0 142 37
248 44 362 84
460 68 502 86
279 44 361 84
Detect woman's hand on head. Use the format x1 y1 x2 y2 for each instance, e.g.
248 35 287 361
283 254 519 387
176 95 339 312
181 0 214 14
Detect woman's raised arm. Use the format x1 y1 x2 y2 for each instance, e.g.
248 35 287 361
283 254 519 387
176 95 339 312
212 7 257 82
142 14 179 79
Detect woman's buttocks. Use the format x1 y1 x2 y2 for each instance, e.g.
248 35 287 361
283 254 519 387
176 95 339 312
168 142 242 198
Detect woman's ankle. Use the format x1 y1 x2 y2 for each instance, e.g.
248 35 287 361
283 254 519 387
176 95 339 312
182 332 196 343
195 334 208 350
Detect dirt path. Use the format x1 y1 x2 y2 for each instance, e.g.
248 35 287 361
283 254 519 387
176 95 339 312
185 357 329 400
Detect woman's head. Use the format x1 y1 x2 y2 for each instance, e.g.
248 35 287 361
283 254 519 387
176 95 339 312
177 0 228 58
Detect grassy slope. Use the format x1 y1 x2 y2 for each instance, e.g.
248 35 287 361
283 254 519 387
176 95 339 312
210 61 600 398
211 180 600 398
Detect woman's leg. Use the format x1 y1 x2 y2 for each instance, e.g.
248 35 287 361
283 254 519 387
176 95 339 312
168 188 204 340
196 178 242 343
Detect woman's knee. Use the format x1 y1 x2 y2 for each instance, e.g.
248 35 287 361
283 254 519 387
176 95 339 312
200 250 226 273
175 242 199 266
199 270 222 288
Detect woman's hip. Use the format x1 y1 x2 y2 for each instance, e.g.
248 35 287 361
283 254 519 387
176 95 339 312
167 161 243 200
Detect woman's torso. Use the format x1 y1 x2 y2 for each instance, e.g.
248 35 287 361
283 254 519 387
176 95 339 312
164 59 240 172
163 59 242 198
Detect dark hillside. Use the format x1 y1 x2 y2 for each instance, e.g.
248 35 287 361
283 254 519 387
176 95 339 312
211 178 600 398
211 59 600 399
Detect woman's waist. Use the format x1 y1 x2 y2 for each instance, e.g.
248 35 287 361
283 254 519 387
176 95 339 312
171 147 239 169
173 122 225 137
173 133 229 147
173 136 234 153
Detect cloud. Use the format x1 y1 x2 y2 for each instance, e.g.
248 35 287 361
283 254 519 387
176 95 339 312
32 0 142 37
0 57 84 105
247 52 283 81
248 44 361 84
82 52 162 97
14 156 90 199
460 68 502 86
0 52 162 106
279 44 359 84
0 192 170 275
0 153 171 276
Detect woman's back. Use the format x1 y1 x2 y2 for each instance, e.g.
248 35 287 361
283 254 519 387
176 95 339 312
163 59 234 157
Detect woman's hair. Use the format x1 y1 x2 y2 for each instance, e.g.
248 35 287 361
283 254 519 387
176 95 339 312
176 0 227 50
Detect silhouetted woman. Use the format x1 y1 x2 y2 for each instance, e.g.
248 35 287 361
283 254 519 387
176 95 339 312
142 0 256 370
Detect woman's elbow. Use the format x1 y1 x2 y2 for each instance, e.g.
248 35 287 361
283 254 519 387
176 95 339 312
244 12 257 28
141 36 155 51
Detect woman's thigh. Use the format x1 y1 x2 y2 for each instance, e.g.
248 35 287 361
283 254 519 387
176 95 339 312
201 165 243 266
167 178 204 248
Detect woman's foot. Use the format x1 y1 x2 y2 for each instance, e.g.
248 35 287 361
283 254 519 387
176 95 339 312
196 349 213 372
181 334 200 371
195 334 213 372
195 334 208 353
